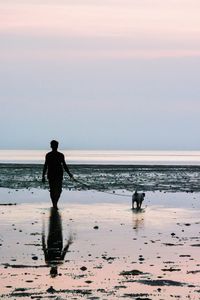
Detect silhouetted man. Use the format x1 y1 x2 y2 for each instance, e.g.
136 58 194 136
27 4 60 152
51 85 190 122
42 140 74 208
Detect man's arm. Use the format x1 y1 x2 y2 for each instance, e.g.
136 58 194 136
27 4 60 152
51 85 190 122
42 156 47 183
62 155 73 179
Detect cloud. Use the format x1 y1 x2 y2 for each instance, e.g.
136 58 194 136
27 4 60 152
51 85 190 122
1 31 200 62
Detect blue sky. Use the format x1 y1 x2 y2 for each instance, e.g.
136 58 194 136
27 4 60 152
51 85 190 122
1 1 200 150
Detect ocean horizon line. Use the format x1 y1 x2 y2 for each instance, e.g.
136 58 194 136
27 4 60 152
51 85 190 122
0 150 200 165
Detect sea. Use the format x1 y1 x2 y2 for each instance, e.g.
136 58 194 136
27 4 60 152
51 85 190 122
0 150 200 192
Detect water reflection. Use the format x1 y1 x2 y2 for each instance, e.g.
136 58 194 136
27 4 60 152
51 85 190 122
42 208 73 277
132 208 145 232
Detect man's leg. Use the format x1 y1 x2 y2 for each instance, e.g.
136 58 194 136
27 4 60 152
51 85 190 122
49 179 62 209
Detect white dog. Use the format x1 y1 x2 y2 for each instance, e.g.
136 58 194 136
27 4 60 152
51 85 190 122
132 191 145 210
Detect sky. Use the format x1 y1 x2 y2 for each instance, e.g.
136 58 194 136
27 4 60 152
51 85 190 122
0 0 200 150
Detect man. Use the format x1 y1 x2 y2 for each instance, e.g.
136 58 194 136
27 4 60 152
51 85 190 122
42 140 74 208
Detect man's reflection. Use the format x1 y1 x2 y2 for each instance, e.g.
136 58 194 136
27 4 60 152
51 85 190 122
42 208 72 277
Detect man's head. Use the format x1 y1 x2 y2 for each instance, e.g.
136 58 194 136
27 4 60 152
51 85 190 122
50 140 59 151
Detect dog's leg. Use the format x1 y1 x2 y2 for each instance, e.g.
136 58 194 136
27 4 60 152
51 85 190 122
132 199 136 210
136 201 139 210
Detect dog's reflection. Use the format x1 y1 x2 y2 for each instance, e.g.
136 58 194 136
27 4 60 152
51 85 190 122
42 208 72 277
132 208 145 232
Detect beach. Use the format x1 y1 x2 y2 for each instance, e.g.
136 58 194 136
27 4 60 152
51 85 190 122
0 186 200 299
2 0 200 297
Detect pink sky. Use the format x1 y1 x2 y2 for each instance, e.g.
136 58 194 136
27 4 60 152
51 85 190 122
1 1 200 60
1 1 200 150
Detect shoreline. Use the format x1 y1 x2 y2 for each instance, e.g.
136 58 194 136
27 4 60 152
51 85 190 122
1 163 200 166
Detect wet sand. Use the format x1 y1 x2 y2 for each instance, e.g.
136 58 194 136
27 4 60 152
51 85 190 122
0 188 200 299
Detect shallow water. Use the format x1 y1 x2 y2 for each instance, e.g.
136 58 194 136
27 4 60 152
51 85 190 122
0 163 200 192
0 190 200 299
